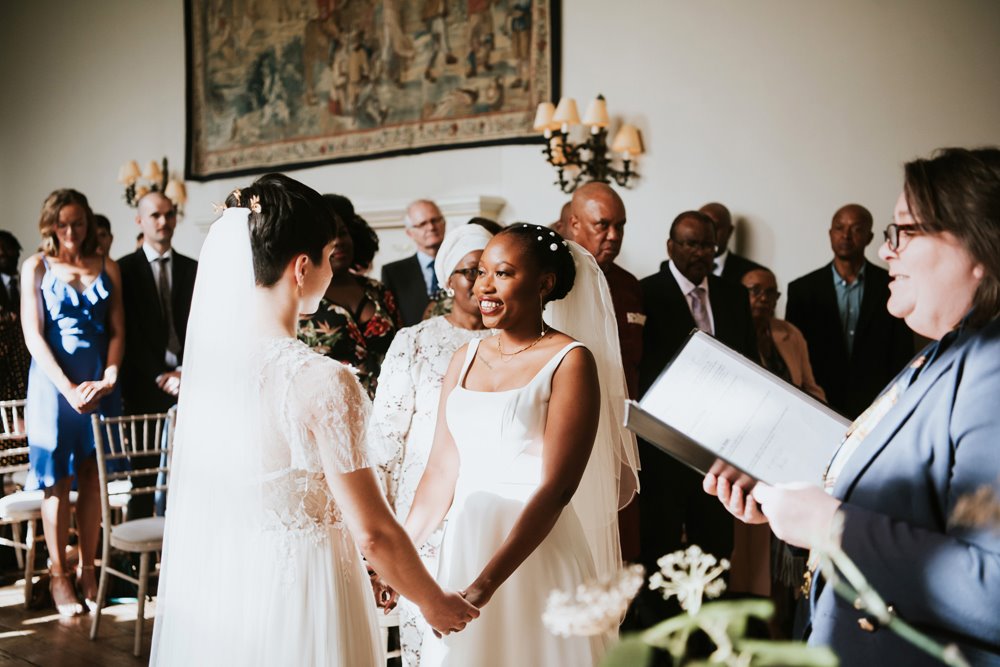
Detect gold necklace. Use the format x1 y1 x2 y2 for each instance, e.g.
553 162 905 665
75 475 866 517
497 327 549 361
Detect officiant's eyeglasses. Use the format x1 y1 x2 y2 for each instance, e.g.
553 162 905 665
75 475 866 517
883 222 927 252
452 268 480 282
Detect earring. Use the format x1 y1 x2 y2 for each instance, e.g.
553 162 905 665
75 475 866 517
445 287 455 298
539 294 547 337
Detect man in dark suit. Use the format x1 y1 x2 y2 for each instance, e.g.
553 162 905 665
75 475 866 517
637 211 757 613
785 204 913 419
118 193 196 517
700 202 768 283
380 199 446 326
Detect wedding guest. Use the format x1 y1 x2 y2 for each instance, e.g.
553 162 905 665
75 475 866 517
706 147 1000 665
700 202 767 283
742 268 825 401
0 230 30 401
93 214 113 256
371 223 493 666
381 199 446 326
406 224 638 666
298 196 401 398
21 189 124 615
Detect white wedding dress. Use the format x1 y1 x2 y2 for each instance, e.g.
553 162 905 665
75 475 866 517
151 206 383 666
420 339 610 667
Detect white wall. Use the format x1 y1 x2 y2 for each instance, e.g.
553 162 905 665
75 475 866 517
2 0 999 313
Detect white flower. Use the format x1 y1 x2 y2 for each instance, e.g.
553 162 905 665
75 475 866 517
648 545 730 615
542 564 645 637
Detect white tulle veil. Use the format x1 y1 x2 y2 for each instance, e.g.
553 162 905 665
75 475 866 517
544 242 641 579
150 207 268 664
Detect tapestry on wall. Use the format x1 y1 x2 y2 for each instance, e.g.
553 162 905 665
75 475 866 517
185 0 559 180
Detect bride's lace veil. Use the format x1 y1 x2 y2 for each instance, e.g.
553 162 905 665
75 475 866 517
544 242 641 580
150 204 268 664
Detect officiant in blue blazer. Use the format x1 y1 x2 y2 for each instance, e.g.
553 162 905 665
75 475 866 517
706 147 1000 666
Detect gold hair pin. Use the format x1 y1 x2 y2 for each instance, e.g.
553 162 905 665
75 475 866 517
249 194 261 214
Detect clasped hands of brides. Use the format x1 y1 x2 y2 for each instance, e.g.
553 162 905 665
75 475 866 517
497 326 549 362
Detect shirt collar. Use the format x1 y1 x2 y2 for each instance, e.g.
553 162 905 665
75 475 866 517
713 249 729 276
668 260 709 296
831 261 865 286
142 243 173 263
415 249 435 268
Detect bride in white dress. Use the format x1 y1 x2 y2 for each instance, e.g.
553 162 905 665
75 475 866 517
150 175 478 666
404 224 639 666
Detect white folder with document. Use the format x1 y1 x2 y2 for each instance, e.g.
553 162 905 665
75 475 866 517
625 331 849 490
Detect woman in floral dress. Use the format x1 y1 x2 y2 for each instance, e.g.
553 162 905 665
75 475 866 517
298 203 401 397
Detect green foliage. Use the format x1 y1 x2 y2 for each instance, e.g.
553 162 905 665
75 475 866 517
601 635 654 667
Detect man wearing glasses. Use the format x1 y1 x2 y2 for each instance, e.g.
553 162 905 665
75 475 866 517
785 204 914 419
382 199 447 326
633 210 757 626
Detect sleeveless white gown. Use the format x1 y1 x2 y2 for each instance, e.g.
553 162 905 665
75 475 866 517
421 339 609 667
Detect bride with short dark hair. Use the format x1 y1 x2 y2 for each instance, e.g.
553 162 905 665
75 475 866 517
150 174 477 665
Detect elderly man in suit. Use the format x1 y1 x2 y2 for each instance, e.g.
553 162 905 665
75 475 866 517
119 192 196 516
636 210 757 622
785 204 913 419
381 199 446 327
700 202 767 284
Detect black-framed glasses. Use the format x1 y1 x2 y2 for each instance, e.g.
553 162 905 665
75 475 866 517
746 285 781 300
670 239 717 253
883 222 927 252
451 268 479 282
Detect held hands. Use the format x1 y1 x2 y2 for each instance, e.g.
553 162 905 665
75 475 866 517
702 473 842 549
423 591 480 637
367 566 399 613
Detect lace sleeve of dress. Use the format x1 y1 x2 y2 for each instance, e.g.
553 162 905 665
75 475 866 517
369 327 417 464
286 355 373 475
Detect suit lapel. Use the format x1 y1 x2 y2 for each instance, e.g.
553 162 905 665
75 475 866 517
663 269 696 330
135 250 165 324
831 340 961 500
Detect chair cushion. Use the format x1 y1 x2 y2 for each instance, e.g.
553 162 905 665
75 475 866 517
110 516 164 552
0 490 78 520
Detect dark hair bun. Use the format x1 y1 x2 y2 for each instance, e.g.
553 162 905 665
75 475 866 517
498 223 576 303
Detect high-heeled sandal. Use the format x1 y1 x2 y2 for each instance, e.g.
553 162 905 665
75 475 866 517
50 573 84 617
77 565 99 612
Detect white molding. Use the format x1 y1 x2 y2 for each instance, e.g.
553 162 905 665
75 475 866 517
359 195 506 229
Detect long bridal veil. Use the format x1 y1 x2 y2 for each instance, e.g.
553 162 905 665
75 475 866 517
150 207 268 665
544 242 641 580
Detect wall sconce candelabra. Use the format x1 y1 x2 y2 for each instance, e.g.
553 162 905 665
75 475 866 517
533 94 643 194
117 157 187 214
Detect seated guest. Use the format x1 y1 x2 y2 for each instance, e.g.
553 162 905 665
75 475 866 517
0 230 30 401
93 214 113 256
706 146 1000 665
371 223 493 667
299 197 401 397
700 202 767 283
785 204 914 418
743 268 826 401
381 199 446 327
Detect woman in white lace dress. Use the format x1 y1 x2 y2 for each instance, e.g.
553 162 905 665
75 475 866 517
371 223 493 666
150 175 478 666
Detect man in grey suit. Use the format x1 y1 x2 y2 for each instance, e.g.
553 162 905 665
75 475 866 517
381 199 446 326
